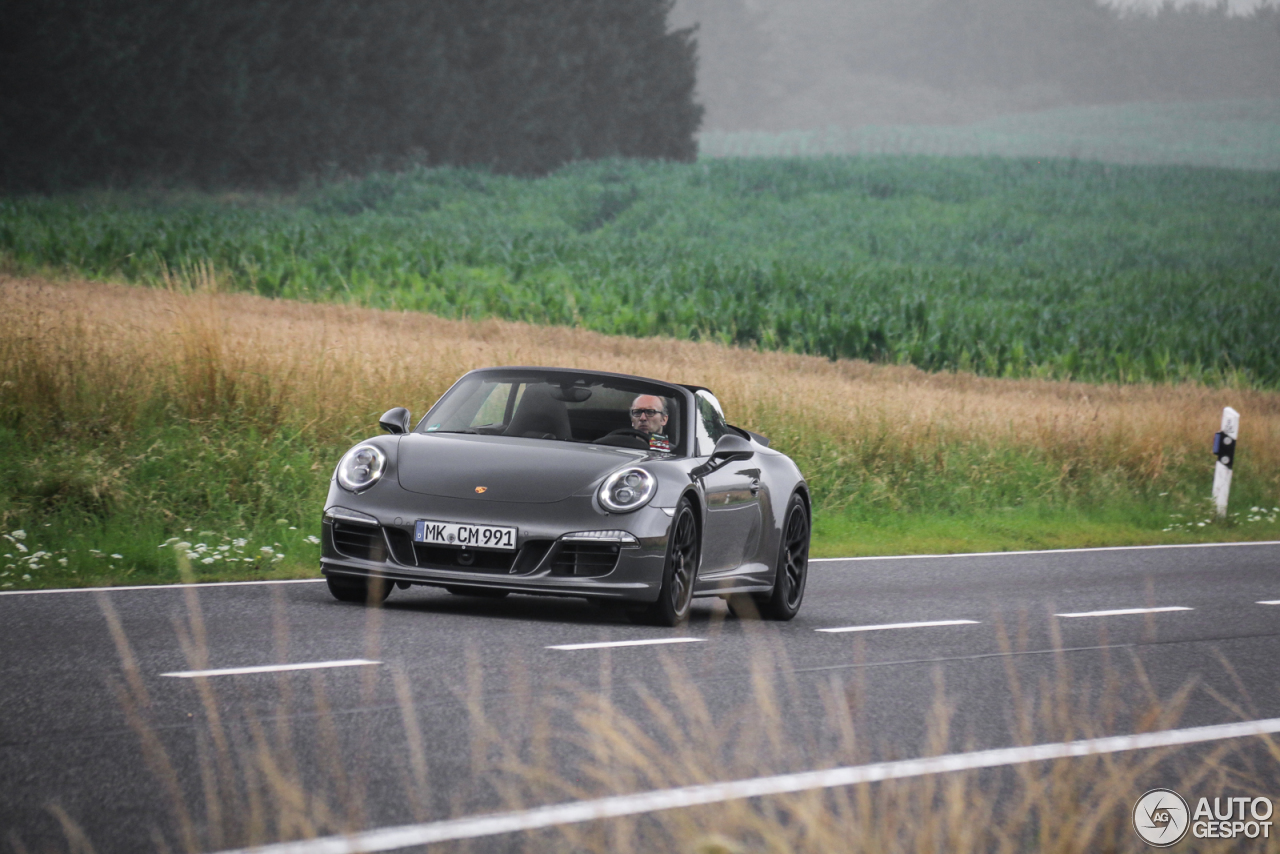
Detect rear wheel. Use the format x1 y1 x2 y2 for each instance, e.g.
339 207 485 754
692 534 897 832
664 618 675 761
756 493 809 621
634 498 699 627
326 573 393 605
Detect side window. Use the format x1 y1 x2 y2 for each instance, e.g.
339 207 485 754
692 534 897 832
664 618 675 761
694 391 729 457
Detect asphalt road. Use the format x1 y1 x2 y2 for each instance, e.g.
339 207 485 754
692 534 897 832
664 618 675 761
3 541 1279 853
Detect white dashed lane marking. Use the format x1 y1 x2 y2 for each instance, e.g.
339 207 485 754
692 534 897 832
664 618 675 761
162 659 381 678
1258 600 1280 606
547 638 705 651
816 619 980 634
1054 607 1192 619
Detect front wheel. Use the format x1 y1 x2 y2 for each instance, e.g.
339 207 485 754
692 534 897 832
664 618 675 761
326 573 393 606
634 498 700 626
756 493 809 621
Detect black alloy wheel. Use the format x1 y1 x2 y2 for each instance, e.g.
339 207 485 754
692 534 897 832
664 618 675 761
636 498 699 626
326 573 393 605
757 493 809 620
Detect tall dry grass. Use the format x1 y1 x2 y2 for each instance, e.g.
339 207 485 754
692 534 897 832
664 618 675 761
72 585 1280 854
2 272 1280 522
3 271 1278 499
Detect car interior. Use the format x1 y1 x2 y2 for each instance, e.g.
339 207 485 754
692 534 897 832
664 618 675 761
425 375 685 454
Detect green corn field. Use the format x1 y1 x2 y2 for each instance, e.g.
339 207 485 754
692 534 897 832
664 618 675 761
3 147 1278 388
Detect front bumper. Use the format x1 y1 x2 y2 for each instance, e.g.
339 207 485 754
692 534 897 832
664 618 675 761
319 496 673 603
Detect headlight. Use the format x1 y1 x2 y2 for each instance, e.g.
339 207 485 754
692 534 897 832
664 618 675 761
598 468 656 513
337 445 386 492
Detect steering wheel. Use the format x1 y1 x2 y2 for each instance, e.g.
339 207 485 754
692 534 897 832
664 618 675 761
598 428 651 448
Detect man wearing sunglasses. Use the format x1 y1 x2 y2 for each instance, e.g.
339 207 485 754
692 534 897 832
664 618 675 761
629 394 669 439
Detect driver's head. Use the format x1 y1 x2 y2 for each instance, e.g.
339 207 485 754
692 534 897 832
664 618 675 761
630 394 668 436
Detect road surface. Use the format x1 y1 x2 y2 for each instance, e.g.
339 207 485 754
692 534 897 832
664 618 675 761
2 541 1278 852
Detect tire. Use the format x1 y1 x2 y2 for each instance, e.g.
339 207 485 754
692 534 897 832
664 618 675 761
635 498 700 626
445 586 510 599
326 573 393 605
756 493 809 621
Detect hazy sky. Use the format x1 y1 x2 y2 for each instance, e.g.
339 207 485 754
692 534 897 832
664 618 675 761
1107 0 1275 12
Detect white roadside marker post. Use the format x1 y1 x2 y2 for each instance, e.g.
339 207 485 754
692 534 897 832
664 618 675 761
1211 407 1240 519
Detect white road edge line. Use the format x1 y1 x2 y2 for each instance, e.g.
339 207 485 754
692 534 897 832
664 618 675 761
1259 600 1280 606
816 619 979 634
1055 606 1192 618
548 638 705 651
161 659 380 678
211 716 1280 854
4 540 1279 595
0 578 326 596
809 540 1280 563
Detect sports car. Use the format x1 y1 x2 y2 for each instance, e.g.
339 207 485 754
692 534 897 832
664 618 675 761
320 366 810 625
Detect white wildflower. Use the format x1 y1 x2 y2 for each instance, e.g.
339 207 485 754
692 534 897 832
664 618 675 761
233 538 248 549
11 530 26 541
260 546 275 555
304 535 320 545
58 557 68 566
176 542 191 550
110 553 123 560
201 557 216 565
185 552 199 560
22 574 31 580
16 543 28 554
272 554 285 562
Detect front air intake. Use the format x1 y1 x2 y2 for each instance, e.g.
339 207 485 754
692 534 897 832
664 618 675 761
551 542 620 577
331 521 387 562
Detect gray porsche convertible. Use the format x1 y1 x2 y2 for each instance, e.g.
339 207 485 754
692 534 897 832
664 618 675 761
320 367 810 625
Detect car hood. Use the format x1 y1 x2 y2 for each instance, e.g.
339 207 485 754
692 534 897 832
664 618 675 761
396 433 647 503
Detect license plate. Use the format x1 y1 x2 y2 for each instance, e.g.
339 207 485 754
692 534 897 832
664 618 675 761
414 519 517 551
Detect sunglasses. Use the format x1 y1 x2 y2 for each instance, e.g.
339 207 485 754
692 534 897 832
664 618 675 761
630 408 665 418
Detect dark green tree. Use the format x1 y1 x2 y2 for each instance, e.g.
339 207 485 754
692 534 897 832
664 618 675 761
0 0 702 189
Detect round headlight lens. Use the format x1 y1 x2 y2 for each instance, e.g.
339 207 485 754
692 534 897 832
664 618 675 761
337 444 386 492
599 468 656 513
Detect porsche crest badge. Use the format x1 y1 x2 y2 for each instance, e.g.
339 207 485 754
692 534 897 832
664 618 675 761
474 486 488 494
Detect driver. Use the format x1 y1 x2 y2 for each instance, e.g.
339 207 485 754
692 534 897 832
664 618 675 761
630 394 669 437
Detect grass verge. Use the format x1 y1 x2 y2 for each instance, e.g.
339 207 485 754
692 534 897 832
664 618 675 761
1 274 1278 590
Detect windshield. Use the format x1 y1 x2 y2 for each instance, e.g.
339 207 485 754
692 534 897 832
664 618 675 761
419 370 687 455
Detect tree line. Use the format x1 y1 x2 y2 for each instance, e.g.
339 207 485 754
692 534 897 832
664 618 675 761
0 0 701 190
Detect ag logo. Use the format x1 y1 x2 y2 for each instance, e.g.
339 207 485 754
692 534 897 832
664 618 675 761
474 486 488 494
1134 788 1190 847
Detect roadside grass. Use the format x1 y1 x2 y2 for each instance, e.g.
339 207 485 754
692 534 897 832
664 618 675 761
2 274 1278 590
812 503 1280 559
30 587 1274 853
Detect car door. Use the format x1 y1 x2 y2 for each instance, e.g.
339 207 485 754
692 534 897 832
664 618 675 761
692 391 763 577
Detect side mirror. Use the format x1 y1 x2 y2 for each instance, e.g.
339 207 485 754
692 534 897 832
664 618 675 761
691 434 755 478
379 407 411 435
